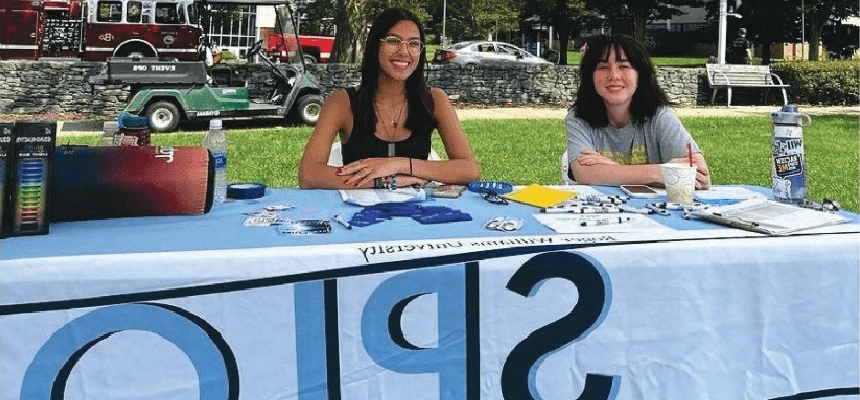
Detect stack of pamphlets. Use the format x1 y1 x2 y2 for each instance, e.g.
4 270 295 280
692 198 847 235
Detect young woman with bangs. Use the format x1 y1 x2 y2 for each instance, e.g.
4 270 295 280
565 34 710 189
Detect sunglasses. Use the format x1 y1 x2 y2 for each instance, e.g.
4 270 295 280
479 188 508 205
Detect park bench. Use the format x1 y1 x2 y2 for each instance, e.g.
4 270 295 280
705 63 789 106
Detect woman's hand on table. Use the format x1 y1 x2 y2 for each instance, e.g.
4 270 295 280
669 151 711 189
338 157 412 187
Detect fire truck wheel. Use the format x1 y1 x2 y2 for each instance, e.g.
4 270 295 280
303 54 318 64
146 101 180 133
295 94 323 125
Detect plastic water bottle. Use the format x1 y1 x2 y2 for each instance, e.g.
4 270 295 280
98 121 119 146
770 104 811 204
203 119 228 204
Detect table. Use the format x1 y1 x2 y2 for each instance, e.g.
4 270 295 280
2 185 858 400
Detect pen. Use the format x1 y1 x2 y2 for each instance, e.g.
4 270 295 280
618 205 652 214
580 216 632 226
332 214 352 230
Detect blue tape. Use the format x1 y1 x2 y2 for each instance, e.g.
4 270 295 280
227 183 267 199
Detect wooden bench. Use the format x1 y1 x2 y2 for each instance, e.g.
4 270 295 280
705 63 789 106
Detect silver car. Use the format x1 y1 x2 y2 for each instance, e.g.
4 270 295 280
433 41 552 66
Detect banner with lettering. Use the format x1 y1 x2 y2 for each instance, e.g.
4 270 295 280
2 234 858 400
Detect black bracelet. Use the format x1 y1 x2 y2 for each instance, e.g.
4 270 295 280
409 158 413 176
390 175 398 190
374 177 384 189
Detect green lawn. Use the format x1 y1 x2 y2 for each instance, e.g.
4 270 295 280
65 114 859 212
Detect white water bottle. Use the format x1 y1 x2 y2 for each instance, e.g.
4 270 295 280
770 104 810 204
202 119 228 204
98 121 119 146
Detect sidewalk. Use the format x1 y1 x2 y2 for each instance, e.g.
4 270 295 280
56 105 857 136
454 105 858 120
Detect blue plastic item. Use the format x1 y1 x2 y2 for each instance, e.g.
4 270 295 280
467 180 513 195
117 111 149 129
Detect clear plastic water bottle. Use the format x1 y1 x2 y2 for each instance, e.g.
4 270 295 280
202 119 228 204
98 121 119 146
770 104 811 204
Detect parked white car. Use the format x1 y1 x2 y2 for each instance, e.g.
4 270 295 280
433 41 552 66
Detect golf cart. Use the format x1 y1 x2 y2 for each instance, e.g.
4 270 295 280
90 0 323 133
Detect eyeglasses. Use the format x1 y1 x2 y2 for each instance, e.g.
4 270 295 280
381 36 425 53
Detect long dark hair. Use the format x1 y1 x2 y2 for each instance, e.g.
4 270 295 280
353 8 434 135
573 34 667 128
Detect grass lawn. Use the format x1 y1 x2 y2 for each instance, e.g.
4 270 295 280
65 114 859 212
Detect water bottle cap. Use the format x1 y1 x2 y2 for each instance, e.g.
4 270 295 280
209 119 223 130
781 104 799 113
103 121 118 132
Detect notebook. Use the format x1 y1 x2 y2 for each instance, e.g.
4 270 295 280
503 184 576 208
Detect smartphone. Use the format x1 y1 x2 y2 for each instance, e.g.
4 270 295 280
433 184 466 198
620 185 660 198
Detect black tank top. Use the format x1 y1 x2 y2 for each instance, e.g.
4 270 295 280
341 87 435 165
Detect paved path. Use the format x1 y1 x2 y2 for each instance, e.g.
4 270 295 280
454 105 858 120
56 105 857 136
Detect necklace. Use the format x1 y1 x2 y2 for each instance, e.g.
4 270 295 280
375 97 407 128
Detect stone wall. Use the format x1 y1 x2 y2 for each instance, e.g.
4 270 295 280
0 60 705 117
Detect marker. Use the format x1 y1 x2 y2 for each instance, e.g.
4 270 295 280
580 216 632 226
618 205 653 214
332 214 352 230
542 205 621 214
646 204 671 216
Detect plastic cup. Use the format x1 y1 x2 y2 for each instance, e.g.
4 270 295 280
661 163 697 205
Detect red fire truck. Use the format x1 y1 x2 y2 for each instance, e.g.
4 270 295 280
262 20 336 64
0 0 202 61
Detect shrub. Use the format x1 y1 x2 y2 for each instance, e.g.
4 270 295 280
772 60 859 106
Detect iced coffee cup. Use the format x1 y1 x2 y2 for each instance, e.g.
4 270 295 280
661 163 697 205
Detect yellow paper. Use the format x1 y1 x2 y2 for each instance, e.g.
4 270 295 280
503 184 576 208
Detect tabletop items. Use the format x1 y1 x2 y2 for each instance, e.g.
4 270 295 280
771 104 810 204
1 121 57 238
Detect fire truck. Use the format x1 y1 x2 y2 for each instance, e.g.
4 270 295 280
262 19 336 64
0 0 202 61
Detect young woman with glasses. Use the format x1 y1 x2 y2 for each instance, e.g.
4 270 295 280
298 8 479 189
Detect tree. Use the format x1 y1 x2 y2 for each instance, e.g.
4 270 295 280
520 0 594 65
734 0 799 64
802 0 860 60
429 0 518 43
587 0 708 44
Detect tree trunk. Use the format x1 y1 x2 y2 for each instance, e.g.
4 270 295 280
808 16 823 61
333 0 364 64
761 39 772 65
558 37 569 65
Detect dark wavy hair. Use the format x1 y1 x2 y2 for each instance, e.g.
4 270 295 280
573 34 667 128
353 8 434 135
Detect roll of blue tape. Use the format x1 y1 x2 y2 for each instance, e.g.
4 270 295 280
227 183 267 199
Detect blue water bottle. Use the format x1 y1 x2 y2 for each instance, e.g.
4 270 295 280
770 104 810 204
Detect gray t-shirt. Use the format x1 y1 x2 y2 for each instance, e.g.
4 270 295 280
565 106 700 166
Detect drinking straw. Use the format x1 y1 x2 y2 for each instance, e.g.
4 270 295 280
687 143 693 167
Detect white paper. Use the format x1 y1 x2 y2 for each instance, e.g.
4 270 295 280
339 187 427 206
532 213 674 234
694 186 766 200
693 198 847 235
